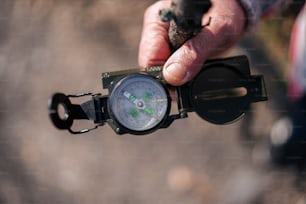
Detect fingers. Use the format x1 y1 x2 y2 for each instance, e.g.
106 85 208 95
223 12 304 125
162 0 246 86
163 29 215 86
138 0 172 67
139 0 246 86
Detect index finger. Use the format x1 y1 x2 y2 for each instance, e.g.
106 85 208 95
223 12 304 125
138 1 172 67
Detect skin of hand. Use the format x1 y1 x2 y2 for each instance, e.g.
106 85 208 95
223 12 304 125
138 0 247 86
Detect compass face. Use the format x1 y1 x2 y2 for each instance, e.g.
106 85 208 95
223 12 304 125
109 74 169 132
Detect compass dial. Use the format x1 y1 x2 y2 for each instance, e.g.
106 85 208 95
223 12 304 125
109 74 169 132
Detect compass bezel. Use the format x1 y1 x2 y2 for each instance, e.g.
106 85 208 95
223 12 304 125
108 73 171 135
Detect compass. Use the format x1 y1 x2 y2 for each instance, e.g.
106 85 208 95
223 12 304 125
108 74 170 134
48 56 268 135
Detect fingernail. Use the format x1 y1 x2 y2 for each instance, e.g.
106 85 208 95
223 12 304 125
164 63 188 85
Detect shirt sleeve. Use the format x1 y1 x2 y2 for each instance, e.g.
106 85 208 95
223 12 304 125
237 0 288 30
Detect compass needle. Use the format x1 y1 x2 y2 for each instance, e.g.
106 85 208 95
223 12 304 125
144 107 154 116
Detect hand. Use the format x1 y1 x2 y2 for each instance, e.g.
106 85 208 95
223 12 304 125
138 0 246 86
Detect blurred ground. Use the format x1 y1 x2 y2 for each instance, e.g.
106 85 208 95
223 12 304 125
0 0 305 204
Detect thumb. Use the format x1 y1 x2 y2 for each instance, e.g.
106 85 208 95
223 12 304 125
163 29 216 86
162 0 246 86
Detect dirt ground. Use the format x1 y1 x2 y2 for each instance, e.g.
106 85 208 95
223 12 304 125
0 0 305 203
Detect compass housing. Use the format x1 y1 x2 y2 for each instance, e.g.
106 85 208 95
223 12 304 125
108 73 171 135
48 55 267 135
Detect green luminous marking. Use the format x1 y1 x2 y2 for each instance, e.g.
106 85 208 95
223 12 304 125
129 108 139 118
129 95 136 102
143 92 153 101
144 107 153 116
